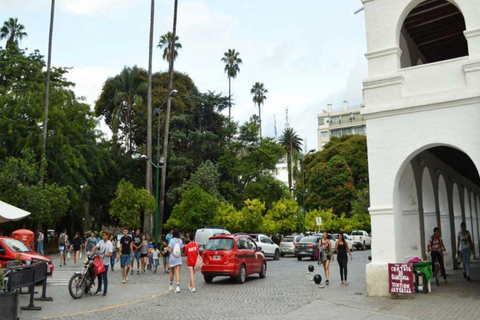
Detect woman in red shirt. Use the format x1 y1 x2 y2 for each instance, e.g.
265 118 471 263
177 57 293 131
185 234 199 292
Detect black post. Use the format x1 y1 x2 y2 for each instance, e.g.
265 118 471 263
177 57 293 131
21 267 41 311
35 263 53 301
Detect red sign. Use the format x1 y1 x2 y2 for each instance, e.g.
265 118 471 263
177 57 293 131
388 263 414 295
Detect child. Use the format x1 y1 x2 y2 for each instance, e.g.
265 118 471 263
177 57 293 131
147 240 154 271
152 245 160 273
184 234 199 293
161 240 169 273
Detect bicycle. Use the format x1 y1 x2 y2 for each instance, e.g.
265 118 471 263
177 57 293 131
432 254 441 286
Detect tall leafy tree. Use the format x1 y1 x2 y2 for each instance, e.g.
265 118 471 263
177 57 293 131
250 82 267 139
0 17 27 50
279 127 303 192
157 31 182 63
221 49 242 119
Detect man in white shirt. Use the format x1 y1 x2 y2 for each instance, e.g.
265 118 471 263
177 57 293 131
37 230 44 255
90 231 113 296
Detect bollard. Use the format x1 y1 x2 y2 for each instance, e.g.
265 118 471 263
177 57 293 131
35 263 53 302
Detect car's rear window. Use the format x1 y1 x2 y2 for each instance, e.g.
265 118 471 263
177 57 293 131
299 236 321 243
205 238 234 250
282 237 294 242
352 231 363 236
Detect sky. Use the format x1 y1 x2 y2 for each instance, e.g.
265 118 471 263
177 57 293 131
1 0 368 152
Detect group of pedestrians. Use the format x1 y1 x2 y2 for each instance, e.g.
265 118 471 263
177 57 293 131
318 231 353 286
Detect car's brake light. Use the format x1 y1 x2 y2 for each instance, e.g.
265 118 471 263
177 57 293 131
308 244 314 248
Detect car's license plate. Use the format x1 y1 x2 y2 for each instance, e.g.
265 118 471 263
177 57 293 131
213 255 220 260
300 251 306 255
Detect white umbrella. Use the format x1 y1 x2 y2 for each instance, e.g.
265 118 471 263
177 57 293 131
0 200 31 223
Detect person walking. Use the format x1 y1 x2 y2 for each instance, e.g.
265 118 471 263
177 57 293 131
37 230 44 255
161 239 170 273
119 228 133 283
58 229 69 267
318 231 333 285
184 234 199 292
334 232 353 285
85 232 97 255
109 234 117 272
427 227 447 284
91 231 113 296
132 229 142 275
140 234 149 273
168 229 184 293
457 222 475 281
166 228 173 246
152 245 160 273
71 232 83 267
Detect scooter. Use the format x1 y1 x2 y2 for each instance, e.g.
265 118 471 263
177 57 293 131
68 253 98 299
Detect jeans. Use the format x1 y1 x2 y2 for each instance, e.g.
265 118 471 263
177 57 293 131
97 265 109 294
111 251 116 268
461 247 471 276
430 251 446 279
37 242 44 255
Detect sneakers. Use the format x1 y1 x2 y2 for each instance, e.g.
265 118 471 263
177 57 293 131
131 270 134 275
95 290 102 295
102 293 107 296
169 284 173 291
122 279 126 284
191 287 196 293
137 270 140 275
175 286 181 293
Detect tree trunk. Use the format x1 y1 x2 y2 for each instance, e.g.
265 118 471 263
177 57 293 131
258 103 262 140
228 76 231 120
158 0 179 239
287 151 292 192
144 0 155 236
40 0 55 182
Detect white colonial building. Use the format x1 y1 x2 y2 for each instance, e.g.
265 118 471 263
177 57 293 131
361 0 480 296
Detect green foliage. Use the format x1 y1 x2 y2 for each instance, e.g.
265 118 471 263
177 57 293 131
278 128 303 191
305 155 356 216
304 208 371 234
165 186 219 232
351 188 370 216
263 199 300 235
243 175 290 210
214 202 242 233
109 180 155 229
239 199 265 233
157 31 182 62
175 160 223 201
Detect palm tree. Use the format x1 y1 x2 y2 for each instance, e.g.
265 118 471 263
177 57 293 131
221 49 242 120
250 82 268 139
279 128 303 192
146 0 155 194
157 31 182 63
0 17 27 50
40 1 55 182
112 66 144 153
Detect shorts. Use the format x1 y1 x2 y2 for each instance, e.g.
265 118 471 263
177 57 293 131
134 251 141 262
141 253 147 258
59 246 65 253
121 254 132 267
163 256 169 265
153 259 159 267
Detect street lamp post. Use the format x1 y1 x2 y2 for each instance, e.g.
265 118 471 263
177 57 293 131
299 149 316 234
140 89 177 245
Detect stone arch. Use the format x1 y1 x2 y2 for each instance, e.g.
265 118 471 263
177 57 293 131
398 0 468 68
464 188 474 250
453 183 462 235
438 174 453 269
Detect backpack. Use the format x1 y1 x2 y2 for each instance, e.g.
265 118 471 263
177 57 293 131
173 240 181 258
59 233 66 245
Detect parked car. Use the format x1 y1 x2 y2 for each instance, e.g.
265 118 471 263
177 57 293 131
351 230 372 250
0 236 54 276
294 235 322 260
201 234 266 284
332 233 354 252
195 227 230 254
279 235 302 257
249 234 280 260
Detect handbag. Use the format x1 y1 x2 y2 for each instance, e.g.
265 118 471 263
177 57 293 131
66 251 71 260
194 254 203 271
93 256 106 275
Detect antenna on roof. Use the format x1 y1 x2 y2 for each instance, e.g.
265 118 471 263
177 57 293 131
285 107 290 128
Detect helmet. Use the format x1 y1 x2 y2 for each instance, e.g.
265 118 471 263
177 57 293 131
308 265 314 272
313 274 322 284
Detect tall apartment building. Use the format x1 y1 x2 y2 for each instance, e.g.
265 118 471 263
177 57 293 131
317 101 366 151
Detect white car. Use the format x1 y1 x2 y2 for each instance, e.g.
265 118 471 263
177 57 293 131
249 234 280 260
332 234 354 252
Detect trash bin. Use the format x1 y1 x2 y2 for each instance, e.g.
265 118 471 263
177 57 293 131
413 261 432 293
12 229 35 250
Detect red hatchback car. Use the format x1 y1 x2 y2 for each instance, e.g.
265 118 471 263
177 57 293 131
0 236 54 276
201 234 266 284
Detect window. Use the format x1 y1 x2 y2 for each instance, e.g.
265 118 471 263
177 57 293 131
318 118 325 126
320 131 328 138
400 0 468 68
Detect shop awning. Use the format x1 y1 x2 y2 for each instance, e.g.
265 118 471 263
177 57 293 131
0 200 31 223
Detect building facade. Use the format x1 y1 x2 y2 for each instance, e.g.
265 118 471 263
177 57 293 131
317 101 366 151
362 0 480 296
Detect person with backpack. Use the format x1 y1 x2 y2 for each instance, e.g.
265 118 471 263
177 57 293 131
427 227 447 284
58 229 69 267
167 228 184 293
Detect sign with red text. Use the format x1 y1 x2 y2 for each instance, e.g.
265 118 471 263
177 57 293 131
388 263 414 295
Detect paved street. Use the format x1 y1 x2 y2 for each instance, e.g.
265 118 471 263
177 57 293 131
17 250 480 320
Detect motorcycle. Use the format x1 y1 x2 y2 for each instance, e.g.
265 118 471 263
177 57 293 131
68 253 98 299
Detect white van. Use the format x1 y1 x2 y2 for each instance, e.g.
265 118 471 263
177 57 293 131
195 228 230 253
